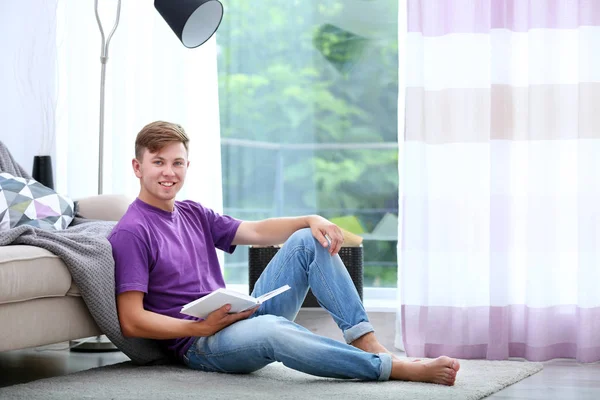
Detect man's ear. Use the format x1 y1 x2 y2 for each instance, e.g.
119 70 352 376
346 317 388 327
132 158 142 178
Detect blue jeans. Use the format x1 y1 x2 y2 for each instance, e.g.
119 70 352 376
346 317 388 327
183 228 392 381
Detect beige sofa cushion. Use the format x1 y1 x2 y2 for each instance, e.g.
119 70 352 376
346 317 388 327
0 245 77 305
76 194 133 221
0 296 101 352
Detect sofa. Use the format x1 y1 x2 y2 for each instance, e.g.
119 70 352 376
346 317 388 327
0 194 132 352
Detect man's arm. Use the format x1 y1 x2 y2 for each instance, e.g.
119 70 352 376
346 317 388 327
232 215 344 255
117 291 257 339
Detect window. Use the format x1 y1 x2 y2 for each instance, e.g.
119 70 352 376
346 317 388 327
217 0 399 289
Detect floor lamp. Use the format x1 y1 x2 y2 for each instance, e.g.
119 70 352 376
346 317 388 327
71 0 224 352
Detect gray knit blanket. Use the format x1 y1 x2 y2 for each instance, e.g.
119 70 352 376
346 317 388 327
0 141 31 179
0 220 170 365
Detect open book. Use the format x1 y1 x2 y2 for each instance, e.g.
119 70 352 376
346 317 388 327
181 285 291 319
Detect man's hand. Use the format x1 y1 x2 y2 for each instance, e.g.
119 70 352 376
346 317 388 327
199 304 259 336
308 216 344 256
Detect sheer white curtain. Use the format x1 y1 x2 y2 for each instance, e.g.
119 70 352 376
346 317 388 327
396 0 600 362
55 0 223 212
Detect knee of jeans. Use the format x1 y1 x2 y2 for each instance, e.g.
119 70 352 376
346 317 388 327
287 228 315 247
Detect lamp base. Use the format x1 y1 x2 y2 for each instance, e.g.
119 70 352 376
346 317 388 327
70 335 120 352
32 155 54 189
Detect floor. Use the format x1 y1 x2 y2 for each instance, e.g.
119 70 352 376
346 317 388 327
1 310 599 399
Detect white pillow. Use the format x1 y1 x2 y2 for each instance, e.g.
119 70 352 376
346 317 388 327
0 172 75 231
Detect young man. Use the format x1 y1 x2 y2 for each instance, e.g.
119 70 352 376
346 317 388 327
109 121 460 384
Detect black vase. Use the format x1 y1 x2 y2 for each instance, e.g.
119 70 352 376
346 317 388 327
32 155 54 189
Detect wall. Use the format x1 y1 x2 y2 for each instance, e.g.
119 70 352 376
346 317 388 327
0 1 57 174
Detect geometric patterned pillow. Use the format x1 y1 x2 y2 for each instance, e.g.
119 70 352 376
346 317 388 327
0 172 75 231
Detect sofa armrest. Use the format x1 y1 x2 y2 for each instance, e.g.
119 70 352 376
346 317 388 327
75 194 133 221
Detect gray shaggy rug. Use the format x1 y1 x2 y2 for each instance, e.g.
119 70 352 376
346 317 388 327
0 359 543 400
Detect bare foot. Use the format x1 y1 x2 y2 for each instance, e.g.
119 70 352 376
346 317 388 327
390 356 460 386
351 332 401 360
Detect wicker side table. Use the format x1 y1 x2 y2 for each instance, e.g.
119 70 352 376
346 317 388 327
248 246 363 307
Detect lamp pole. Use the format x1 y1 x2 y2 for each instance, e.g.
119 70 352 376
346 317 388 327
70 0 122 352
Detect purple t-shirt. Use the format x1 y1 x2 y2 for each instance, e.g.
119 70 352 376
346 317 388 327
108 198 242 360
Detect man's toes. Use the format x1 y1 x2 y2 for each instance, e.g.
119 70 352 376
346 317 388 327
437 356 454 367
452 359 461 372
441 378 454 386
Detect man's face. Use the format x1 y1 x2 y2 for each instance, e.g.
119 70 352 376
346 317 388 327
133 142 189 209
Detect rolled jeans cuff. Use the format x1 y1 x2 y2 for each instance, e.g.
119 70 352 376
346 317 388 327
377 352 393 381
343 321 375 344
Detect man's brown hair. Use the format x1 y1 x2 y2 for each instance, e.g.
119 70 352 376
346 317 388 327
135 121 190 160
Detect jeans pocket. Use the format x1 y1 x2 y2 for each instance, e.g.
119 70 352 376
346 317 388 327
185 354 211 372
182 353 195 368
184 347 216 372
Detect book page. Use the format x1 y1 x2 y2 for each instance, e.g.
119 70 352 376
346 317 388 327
256 284 291 303
181 289 258 319
180 285 292 319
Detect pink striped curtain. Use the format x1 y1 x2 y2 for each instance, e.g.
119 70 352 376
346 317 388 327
396 0 600 362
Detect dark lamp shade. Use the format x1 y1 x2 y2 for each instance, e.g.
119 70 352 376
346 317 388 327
155 0 223 48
